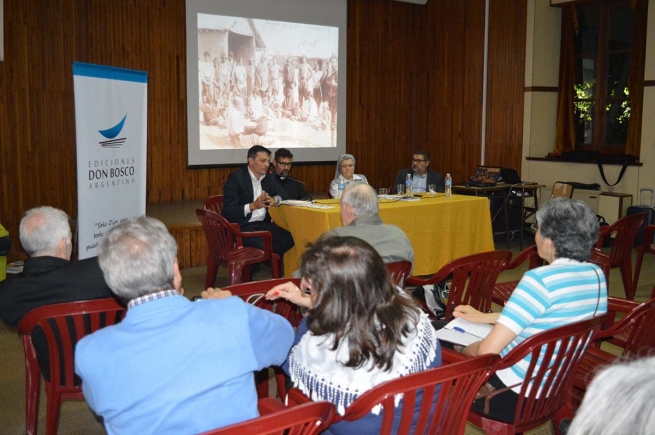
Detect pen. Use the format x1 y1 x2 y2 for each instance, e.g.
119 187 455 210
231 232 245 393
453 326 466 333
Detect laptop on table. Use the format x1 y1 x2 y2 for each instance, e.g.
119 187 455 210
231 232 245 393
500 168 538 186
465 166 502 187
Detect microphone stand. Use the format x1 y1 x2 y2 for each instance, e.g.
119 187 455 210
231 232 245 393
278 174 313 201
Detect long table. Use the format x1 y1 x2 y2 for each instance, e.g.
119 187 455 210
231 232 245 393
269 194 495 277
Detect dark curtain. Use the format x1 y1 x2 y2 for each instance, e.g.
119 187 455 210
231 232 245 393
626 0 649 157
551 5 577 157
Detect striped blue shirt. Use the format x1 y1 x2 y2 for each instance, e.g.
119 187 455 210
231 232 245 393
496 258 607 394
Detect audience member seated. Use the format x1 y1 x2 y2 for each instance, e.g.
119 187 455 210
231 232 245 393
0 207 113 378
265 235 440 434
453 198 607 423
392 150 443 194
270 148 311 200
222 145 294 257
74 216 294 435
329 154 368 198
568 356 655 435
329 183 414 270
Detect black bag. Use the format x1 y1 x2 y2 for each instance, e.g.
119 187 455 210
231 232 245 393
627 188 655 246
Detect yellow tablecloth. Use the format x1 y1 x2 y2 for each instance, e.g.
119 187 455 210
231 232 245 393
269 195 494 276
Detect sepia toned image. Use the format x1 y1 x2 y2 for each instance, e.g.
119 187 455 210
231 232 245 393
197 14 339 151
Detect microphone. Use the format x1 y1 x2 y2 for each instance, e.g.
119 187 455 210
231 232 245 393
278 175 313 201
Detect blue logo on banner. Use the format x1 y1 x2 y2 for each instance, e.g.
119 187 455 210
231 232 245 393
98 114 127 148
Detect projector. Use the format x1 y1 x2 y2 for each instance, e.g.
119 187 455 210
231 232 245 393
392 0 429 4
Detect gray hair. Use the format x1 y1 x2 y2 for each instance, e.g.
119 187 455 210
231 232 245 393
19 206 72 257
334 154 356 179
568 356 655 435
536 197 599 262
342 183 379 218
98 216 178 301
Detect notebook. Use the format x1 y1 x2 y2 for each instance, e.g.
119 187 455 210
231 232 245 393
466 166 502 187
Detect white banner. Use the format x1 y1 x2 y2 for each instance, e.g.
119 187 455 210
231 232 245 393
73 62 148 259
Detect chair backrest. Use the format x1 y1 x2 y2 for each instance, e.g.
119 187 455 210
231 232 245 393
385 261 413 289
197 208 240 263
440 250 511 319
601 297 655 359
551 182 574 199
338 354 498 435
509 245 544 271
204 195 225 215
597 213 646 264
495 315 605 432
18 298 125 390
223 278 303 327
201 401 336 435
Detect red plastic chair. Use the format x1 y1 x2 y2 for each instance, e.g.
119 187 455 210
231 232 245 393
197 209 281 288
574 297 655 399
492 246 544 306
287 354 499 435
589 213 646 299
467 315 605 435
406 250 512 320
633 225 655 298
223 278 303 401
17 298 125 435
204 194 224 214
200 400 335 435
385 260 413 289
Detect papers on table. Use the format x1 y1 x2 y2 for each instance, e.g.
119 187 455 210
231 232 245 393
280 200 312 207
435 318 493 346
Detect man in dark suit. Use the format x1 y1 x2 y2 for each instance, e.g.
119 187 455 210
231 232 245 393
222 146 295 257
392 150 444 194
270 148 311 201
0 206 114 379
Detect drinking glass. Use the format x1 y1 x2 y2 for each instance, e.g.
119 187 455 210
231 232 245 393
379 188 388 196
428 184 437 196
396 185 405 196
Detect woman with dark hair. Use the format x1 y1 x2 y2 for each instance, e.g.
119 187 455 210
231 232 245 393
454 197 608 422
266 235 440 434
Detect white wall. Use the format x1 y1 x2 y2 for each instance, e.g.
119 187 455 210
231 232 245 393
523 0 655 204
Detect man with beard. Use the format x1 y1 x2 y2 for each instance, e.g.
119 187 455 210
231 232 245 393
392 151 443 194
270 148 310 200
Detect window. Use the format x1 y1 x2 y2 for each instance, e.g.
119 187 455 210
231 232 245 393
573 0 634 155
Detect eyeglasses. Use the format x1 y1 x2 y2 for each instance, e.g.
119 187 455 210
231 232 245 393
411 159 426 163
531 223 539 232
341 164 354 169
276 161 292 168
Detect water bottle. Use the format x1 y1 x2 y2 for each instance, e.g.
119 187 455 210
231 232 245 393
405 174 412 197
445 173 452 198
337 181 345 199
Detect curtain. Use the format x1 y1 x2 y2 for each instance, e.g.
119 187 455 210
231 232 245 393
625 0 649 157
551 5 577 157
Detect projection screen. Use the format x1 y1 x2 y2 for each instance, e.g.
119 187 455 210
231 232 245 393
186 0 347 167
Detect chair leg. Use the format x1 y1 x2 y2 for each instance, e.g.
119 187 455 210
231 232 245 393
619 258 635 300
634 248 645 293
24 360 41 435
205 258 219 289
228 263 243 286
45 387 62 435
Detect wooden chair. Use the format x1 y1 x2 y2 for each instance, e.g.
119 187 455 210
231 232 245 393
633 225 655 298
200 400 335 435
17 298 125 435
406 250 511 320
551 182 574 199
287 354 499 435
197 209 281 288
574 297 655 400
491 246 544 306
385 260 413 289
467 315 605 435
204 194 224 214
223 278 303 401
589 213 646 299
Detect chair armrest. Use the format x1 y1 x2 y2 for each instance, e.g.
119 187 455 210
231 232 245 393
236 230 275 258
595 225 613 249
287 388 312 407
257 397 286 415
406 268 452 287
643 225 655 253
595 299 642 341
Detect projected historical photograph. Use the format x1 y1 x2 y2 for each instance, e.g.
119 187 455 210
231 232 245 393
197 14 339 151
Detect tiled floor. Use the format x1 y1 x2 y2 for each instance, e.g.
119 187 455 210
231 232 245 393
0 234 653 434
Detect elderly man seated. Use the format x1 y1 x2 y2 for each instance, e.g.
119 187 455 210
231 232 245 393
75 216 294 435
329 183 414 270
